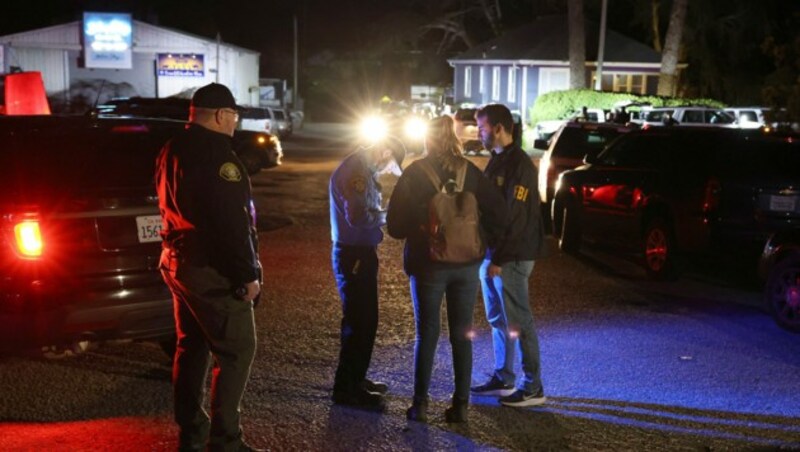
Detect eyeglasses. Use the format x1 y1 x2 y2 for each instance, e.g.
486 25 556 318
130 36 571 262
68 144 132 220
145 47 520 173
220 108 239 120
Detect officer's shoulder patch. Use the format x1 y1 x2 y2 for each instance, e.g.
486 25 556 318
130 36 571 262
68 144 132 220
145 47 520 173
350 176 366 193
219 162 242 182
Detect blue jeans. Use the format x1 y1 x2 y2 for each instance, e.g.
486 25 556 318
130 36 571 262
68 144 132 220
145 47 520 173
410 263 480 404
480 259 542 393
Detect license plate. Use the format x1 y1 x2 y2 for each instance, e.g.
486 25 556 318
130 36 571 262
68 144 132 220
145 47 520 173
769 195 797 212
136 215 163 243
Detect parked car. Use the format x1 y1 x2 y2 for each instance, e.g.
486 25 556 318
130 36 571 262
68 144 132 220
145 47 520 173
552 127 800 280
759 229 800 333
725 107 769 129
0 115 184 354
640 106 736 127
265 106 293 138
95 97 282 172
536 121 637 223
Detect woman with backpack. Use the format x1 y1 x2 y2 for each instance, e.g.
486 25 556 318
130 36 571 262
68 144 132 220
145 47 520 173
386 115 509 423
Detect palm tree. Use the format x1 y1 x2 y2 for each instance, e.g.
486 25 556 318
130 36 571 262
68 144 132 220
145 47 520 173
657 0 688 96
568 0 586 89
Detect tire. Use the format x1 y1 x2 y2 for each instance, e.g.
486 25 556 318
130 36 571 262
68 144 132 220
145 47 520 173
764 253 800 333
558 199 581 254
643 219 677 281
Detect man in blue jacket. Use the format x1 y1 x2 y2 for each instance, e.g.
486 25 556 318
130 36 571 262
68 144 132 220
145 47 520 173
471 103 547 407
329 137 405 410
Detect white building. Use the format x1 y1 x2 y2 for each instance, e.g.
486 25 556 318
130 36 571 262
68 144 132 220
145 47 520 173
0 14 260 110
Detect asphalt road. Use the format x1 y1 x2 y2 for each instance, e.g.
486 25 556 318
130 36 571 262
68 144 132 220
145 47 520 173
0 124 798 451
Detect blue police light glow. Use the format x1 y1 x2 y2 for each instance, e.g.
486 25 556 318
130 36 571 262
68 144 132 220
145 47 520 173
83 12 133 69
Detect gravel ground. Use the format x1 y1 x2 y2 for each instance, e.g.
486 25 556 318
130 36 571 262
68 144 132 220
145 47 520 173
1 145 799 451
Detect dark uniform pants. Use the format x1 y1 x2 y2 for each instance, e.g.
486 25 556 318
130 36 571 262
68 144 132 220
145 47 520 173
160 249 256 452
332 243 379 393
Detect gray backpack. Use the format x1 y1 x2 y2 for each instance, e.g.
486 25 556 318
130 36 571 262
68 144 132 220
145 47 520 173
419 159 484 263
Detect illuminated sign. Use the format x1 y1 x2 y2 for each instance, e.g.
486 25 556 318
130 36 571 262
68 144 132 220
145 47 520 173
83 12 132 69
157 54 205 77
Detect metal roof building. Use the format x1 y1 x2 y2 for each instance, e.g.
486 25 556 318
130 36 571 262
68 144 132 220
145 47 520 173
0 14 260 111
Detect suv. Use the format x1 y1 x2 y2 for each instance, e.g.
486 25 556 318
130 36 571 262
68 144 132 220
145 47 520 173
95 97 282 172
552 127 800 279
0 115 183 353
641 106 736 127
724 107 769 129
536 121 636 224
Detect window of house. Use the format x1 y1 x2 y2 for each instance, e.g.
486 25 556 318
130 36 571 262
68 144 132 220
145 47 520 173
538 68 569 95
479 66 485 94
592 72 649 95
464 67 472 97
507 67 516 102
492 66 501 100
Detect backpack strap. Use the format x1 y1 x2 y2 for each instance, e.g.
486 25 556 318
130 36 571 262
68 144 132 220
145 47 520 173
454 160 468 193
419 159 444 192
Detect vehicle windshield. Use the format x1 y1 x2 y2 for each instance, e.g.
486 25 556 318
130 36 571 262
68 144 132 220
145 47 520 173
272 109 285 120
554 126 627 159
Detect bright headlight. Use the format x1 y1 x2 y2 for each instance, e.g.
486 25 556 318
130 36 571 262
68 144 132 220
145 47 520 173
360 116 388 142
404 117 427 140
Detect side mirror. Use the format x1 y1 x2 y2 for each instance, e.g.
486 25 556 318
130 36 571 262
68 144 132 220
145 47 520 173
533 139 549 151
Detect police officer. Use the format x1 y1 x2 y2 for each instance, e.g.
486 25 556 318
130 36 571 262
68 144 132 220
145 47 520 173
329 137 405 409
156 83 262 452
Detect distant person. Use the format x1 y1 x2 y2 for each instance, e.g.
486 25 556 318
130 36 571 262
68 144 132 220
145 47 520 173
387 115 508 423
471 103 548 408
663 112 679 126
329 137 406 410
616 106 631 124
156 82 263 451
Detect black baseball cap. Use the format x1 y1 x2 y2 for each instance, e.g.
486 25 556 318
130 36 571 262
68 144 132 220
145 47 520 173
191 83 237 109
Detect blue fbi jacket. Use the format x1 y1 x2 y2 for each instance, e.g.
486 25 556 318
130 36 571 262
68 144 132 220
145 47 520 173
330 150 386 246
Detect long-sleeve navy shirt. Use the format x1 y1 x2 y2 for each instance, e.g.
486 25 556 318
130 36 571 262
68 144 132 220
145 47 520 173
330 150 386 246
156 124 260 286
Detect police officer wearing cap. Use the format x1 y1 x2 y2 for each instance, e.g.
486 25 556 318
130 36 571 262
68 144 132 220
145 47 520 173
329 137 405 410
157 82 262 452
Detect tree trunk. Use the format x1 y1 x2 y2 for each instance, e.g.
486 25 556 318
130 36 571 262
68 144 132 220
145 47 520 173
568 0 586 89
651 0 662 52
657 0 687 97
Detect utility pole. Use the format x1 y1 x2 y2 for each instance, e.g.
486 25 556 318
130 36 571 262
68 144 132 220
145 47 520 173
293 14 299 109
594 0 608 90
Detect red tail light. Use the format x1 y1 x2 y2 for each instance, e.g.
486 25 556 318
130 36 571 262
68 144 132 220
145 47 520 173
13 220 43 258
703 178 721 214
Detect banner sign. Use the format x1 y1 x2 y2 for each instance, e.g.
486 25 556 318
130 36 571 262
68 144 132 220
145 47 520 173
157 54 205 77
83 12 133 69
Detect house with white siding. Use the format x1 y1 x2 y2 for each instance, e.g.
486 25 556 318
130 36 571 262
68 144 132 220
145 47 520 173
448 15 676 125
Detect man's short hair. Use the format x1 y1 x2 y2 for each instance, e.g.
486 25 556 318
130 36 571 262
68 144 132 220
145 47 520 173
476 104 514 134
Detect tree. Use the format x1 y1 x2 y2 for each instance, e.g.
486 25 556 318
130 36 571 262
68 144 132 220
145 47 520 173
657 0 688 96
568 0 586 89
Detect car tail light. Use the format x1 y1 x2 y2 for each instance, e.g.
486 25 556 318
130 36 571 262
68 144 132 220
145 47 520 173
13 220 43 258
703 178 721 214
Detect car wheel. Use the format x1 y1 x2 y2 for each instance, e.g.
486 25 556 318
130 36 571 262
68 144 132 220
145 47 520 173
643 219 677 281
764 253 800 333
558 198 581 254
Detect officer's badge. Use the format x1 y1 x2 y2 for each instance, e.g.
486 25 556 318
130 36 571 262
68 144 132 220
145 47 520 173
351 176 366 193
219 162 242 182
496 176 505 187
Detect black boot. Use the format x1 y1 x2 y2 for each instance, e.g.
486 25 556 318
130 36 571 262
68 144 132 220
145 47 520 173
444 398 468 423
406 399 429 422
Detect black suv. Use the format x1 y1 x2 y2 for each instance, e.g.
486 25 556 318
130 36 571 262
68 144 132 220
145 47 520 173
536 121 636 221
0 116 188 353
552 127 800 279
95 96 282 173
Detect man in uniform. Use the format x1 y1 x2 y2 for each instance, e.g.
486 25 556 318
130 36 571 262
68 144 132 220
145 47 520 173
471 103 548 408
329 137 405 410
157 82 262 451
